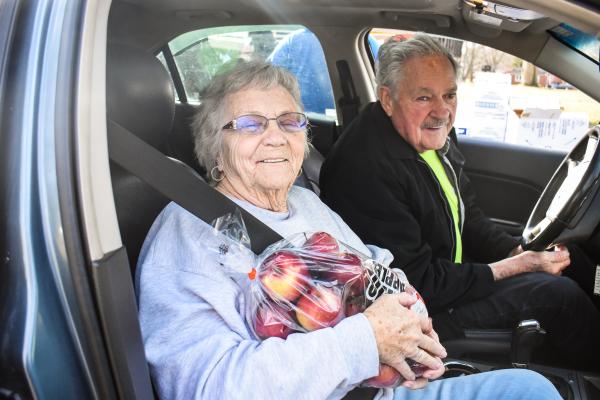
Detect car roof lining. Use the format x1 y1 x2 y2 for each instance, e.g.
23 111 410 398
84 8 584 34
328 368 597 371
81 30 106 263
106 0 597 85
109 0 600 51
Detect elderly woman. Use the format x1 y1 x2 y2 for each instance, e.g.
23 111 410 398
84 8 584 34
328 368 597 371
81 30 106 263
136 61 560 400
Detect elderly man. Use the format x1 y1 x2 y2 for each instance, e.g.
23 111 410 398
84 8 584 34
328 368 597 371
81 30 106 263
320 33 600 369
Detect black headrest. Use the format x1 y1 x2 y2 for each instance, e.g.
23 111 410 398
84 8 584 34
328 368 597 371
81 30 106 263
106 44 175 150
106 44 175 271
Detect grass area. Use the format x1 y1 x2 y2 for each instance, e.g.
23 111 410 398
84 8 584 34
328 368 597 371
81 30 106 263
458 82 600 125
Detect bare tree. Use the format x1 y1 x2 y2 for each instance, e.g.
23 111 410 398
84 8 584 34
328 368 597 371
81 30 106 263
459 42 479 82
483 47 506 72
522 61 537 86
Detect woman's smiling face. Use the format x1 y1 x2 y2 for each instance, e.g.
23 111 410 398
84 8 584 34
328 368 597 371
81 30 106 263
218 85 307 198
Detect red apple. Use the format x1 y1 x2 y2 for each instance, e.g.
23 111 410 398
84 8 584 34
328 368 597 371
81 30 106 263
322 252 364 286
364 364 402 388
254 301 294 340
345 294 367 317
407 359 427 378
295 286 343 331
260 251 310 302
345 275 366 298
303 231 339 254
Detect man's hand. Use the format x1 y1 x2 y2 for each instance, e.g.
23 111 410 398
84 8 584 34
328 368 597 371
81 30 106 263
507 245 524 257
491 245 570 281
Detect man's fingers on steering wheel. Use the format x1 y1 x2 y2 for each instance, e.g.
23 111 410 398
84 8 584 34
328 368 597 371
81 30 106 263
554 244 568 252
548 248 571 272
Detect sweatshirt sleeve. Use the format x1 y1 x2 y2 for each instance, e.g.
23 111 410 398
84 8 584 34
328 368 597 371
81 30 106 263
138 262 380 400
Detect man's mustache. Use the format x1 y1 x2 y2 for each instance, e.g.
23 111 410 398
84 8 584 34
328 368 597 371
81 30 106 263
421 117 450 129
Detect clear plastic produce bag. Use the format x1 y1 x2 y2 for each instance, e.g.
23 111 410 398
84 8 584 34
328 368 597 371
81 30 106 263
211 210 429 388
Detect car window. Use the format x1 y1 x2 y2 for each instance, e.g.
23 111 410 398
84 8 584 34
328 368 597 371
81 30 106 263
368 29 600 151
159 25 337 118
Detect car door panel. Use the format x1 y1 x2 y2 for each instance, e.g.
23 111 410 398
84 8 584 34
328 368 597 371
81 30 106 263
457 136 565 235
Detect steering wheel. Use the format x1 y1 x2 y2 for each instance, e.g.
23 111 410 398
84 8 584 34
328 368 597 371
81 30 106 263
522 125 600 251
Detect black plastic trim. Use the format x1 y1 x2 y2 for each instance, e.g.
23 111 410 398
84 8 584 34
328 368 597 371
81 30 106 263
161 45 187 103
91 248 153 400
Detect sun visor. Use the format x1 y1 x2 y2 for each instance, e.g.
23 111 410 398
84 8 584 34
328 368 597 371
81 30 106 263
462 0 546 35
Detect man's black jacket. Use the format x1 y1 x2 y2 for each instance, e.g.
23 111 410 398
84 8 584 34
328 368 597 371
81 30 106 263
320 102 520 314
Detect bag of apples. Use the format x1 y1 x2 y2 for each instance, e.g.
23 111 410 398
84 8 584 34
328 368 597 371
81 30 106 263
211 211 429 389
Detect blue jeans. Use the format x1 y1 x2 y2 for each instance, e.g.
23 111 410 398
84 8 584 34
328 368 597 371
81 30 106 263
393 369 561 400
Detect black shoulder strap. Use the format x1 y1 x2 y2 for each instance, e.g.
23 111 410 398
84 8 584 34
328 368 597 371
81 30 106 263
336 60 361 130
107 119 283 254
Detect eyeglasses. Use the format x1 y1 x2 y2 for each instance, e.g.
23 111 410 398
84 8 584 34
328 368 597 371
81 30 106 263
222 112 308 134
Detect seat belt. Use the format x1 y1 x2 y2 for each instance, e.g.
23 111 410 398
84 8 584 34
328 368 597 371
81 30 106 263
107 119 283 254
335 60 361 131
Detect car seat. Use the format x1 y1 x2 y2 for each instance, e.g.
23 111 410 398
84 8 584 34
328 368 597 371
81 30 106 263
107 44 172 271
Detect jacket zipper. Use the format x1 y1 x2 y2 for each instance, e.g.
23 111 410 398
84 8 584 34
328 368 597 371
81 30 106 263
418 158 456 262
441 154 464 233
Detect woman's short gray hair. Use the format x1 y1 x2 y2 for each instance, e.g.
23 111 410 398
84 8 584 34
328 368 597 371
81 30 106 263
376 33 458 99
192 60 305 183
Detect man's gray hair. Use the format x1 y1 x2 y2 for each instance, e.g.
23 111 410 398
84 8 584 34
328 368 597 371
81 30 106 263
192 60 305 184
376 33 458 99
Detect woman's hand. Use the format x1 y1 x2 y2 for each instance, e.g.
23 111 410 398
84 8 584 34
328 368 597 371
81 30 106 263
363 293 446 384
491 245 570 281
399 317 446 389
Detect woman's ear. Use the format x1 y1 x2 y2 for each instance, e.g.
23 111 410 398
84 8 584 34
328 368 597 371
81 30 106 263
378 86 394 117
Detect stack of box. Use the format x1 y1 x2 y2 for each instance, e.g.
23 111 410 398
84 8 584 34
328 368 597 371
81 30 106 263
455 72 511 140
507 108 589 151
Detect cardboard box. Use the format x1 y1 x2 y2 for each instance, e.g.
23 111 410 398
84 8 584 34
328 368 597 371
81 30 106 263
508 108 589 151
455 72 511 140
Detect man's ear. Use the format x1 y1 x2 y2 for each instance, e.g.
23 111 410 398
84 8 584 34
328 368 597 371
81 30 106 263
378 86 393 117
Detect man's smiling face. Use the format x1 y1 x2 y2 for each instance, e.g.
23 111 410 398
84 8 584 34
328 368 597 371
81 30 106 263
379 54 457 153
